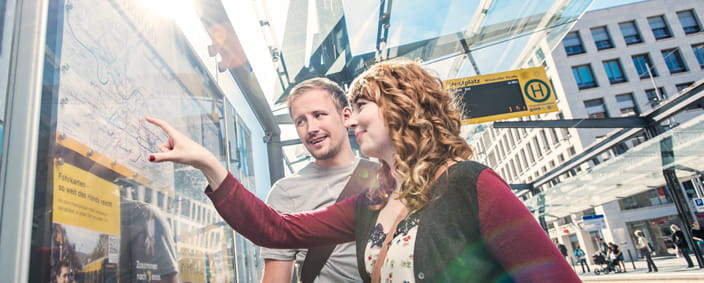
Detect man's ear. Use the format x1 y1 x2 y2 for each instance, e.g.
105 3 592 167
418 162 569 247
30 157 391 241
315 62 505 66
342 106 352 120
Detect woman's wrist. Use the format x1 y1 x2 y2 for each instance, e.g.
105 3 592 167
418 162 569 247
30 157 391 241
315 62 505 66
198 155 229 190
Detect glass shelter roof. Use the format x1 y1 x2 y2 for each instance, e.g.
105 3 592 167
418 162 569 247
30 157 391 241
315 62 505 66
255 0 593 104
245 0 594 172
524 113 704 220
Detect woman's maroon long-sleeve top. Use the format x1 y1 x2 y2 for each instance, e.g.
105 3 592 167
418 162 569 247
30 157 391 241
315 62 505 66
205 169 579 282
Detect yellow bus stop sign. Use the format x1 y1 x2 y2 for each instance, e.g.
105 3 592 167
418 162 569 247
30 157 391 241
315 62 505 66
445 66 559 124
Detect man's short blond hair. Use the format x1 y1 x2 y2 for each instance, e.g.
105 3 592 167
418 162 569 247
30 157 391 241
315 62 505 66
287 78 347 115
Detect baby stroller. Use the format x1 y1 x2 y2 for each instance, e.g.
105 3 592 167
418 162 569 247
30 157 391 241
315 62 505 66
592 253 622 275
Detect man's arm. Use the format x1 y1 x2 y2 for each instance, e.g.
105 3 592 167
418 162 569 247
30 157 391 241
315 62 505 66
261 259 295 283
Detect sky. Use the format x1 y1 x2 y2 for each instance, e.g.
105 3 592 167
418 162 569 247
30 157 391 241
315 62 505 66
588 0 647 11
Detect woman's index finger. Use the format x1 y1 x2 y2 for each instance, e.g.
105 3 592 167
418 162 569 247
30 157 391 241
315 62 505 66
145 116 175 136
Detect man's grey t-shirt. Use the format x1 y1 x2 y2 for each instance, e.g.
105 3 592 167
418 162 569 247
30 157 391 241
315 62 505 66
261 159 363 283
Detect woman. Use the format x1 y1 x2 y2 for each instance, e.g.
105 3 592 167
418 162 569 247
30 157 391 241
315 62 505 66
671 224 695 268
607 242 625 272
634 230 657 272
146 58 578 282
573 245 590 273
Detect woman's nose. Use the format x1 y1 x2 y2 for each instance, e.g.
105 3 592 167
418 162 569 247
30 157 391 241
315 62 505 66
344 112 358 129
344 119 357 129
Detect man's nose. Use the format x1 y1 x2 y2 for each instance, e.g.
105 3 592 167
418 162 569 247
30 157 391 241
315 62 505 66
307 119 321 133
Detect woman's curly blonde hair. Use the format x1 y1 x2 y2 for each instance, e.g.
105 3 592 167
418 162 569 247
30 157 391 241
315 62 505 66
348 58 473 211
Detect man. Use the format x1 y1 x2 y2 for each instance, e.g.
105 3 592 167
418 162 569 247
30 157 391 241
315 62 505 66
595 237 609 256
260 78 367 283
556 242 568 261
54 261 73 283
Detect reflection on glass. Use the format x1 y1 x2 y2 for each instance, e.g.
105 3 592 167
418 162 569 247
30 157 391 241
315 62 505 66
0 0 13 168
30 0 236 282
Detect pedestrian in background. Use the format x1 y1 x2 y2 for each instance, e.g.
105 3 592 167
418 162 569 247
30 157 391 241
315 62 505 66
691 220 704 255
671 224 695 268
573 245 590 273
635 230 657 272
608 242 626 272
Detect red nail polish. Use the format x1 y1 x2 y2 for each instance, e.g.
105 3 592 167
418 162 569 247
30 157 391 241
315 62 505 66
149 155 155 162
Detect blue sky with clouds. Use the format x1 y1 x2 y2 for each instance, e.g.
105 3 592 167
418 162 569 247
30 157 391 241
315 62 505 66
589 0 646 11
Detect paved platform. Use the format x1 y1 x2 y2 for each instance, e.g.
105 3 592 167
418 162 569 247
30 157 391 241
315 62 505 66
575 255 704 282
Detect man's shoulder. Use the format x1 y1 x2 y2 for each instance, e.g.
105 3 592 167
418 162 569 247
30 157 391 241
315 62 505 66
271 163 323 190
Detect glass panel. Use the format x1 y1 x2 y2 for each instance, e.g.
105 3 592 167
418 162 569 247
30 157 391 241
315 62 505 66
29 1 237 282
0 0 15 168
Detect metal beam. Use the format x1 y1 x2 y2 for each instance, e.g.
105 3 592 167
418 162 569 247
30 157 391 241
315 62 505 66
493 117 653 128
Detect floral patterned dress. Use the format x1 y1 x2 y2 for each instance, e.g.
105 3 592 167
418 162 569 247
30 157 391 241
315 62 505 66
364 213 420 283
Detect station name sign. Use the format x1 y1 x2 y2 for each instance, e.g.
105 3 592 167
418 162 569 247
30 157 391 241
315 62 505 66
445 66 559 124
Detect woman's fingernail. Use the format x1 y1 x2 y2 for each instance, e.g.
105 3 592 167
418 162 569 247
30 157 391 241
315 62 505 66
149 155 155 162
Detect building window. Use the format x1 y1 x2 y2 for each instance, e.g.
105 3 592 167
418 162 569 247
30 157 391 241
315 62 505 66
645 87 667 107
692 43 704 68
563 32 586 55
615 93 639 116
533 137 543 157
520 149 529 168
591 26 614 50
648 15 672 39
535 48 546 65
619 21 643 45
677 10 702 34
619 187 673 210
661 48 688 74
540 130 550 151
676 82 693 92
603 59 627 84
526 145 536 164
550 128 560 144
632 53 658 79
572 64 598 89
584 98 609 118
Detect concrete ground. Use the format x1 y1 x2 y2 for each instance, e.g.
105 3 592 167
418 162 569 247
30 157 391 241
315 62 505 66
574 255 704 282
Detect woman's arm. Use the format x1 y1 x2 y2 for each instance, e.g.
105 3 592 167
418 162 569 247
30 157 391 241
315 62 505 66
205 173 357 249
476 169 580 282
145 117 357 248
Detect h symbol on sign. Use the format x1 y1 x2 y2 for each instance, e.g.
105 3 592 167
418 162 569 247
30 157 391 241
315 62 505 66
529 83 546 99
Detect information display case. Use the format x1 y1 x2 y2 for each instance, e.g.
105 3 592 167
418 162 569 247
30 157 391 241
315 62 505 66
27 0 253 282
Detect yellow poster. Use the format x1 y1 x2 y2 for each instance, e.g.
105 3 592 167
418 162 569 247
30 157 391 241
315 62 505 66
53 160 120 235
